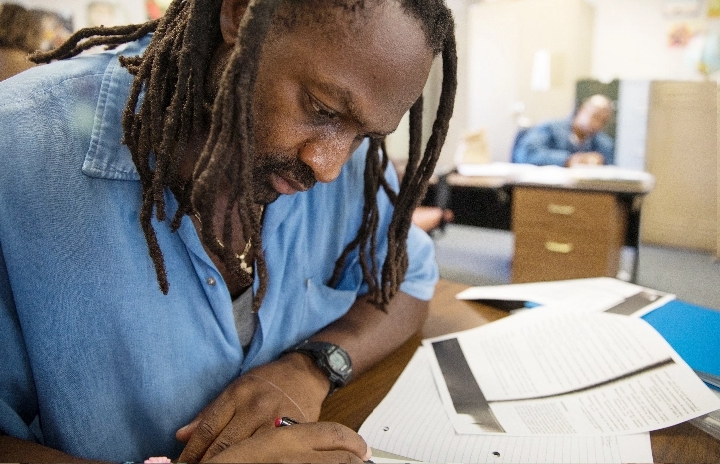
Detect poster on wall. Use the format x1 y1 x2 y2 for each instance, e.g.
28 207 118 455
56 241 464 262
709 0 720 17
668 21 703 47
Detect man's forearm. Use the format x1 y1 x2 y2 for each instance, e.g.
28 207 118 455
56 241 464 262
306 290 430 376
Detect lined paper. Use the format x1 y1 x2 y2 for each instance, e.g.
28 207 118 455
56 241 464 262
359 348 652 464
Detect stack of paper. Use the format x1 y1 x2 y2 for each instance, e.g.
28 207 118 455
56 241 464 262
510 165 655 192
423 311 719 437
642 299 720 441
564 166 655 192
690 390 720 442
359 279 720 463
360 348 653 464
454 277 673 316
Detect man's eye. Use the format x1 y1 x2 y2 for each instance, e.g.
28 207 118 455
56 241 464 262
309 95 338 120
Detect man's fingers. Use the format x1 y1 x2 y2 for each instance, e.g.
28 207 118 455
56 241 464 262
176 418 199 443
201 416 268 461
285 422 371 461
178 364 330 462
209 421 371 463
178 402 235 463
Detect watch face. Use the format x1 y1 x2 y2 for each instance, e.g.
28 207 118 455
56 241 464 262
328 350 350 374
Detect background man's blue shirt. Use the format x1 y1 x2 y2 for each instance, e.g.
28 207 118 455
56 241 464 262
0 37 438 461
512 118 615 166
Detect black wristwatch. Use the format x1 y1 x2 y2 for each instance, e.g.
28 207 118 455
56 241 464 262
283 340 353 395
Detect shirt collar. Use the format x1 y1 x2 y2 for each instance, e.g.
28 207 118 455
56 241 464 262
81 36 151 181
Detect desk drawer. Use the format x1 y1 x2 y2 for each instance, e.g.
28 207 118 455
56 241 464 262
511 186 628 283
512 227 623 283
513 187 622 232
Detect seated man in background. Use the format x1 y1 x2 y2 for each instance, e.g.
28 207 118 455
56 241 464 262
0 3 42 81
512 94 614 167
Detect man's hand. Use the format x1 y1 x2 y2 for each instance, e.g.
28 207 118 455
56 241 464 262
177 291 427 462
208 421 372 463
176 353 330 462
566 151 605 167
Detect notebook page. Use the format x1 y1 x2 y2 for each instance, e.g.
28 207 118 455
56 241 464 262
359 347 652 464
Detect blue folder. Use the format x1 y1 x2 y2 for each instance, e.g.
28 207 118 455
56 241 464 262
642 299 720 389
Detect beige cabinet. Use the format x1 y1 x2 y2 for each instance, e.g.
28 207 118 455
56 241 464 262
641 81 718 256
512 186 628 283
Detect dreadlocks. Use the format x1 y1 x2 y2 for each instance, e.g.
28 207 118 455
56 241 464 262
30 0 457 312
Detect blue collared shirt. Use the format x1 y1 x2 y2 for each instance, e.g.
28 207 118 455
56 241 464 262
0 37 438 461
512 118 615 166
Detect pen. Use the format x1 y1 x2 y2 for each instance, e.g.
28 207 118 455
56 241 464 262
274 416 299 427
274 417 374 463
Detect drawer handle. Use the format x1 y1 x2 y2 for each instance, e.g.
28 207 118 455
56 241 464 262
545 241 574 254
547 204 575 215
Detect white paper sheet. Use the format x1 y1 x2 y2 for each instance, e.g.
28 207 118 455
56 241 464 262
452 311 672 400
359 348 652 464
454 277 673 316
423 311 720 436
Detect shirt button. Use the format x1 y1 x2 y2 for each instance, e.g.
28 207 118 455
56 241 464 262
206 277 216 286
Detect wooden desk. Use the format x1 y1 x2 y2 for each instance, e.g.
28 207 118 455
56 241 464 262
424 171 650 282
320 279 720 463
511 186 629 283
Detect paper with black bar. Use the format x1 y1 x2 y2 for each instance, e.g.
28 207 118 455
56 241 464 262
423 310 720 435
359 348 653 464
454 277 673 317
431 337 505 433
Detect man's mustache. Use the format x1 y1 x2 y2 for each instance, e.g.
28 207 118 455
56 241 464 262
254 155 317 191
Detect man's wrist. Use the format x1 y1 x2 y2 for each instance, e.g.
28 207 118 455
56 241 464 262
282 340 353 396
280 351 334 398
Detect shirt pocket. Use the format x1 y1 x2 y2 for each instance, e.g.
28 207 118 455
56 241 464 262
295 277 358 342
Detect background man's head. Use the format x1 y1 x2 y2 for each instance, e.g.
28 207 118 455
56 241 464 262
573 94 613 137
0 3 43 53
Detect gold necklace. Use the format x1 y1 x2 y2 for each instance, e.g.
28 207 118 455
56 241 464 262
193 208 262 275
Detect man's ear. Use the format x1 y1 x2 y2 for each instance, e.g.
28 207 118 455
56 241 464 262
219 0 249 44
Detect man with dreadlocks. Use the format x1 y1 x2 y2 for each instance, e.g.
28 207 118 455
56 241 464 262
0 0 456 461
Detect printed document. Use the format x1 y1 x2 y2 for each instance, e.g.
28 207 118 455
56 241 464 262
423 311 720 435
455 277 673 316
359 348 652 464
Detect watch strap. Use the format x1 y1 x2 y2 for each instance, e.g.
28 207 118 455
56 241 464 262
283 340 353 395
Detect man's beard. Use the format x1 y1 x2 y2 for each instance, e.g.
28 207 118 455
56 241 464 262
252 152 317 204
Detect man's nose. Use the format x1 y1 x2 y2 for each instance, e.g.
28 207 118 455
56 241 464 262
299 133 355 184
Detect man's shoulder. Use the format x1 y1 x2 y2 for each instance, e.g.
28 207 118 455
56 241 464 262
0 37 148 111
0 56 113 130
545 118 573 130
0 43 147 185
524 118 570 136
